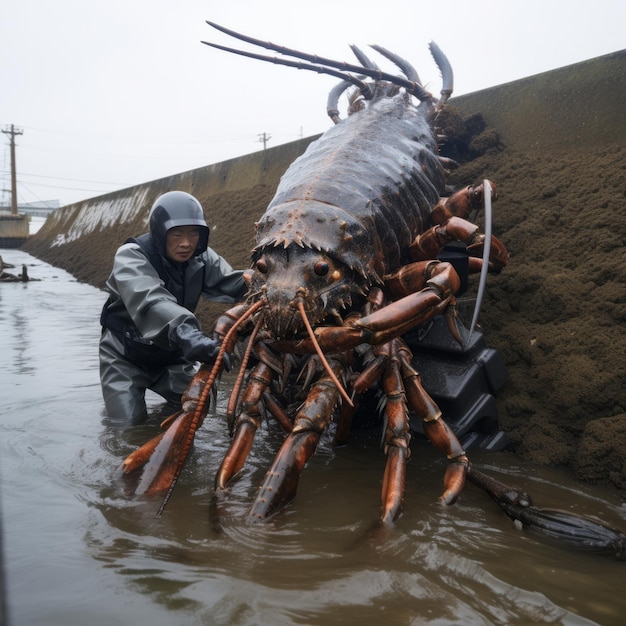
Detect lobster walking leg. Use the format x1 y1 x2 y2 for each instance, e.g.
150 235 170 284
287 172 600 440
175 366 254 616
215 360 275 490
246 359 345 521
380 354 411 524
425 418 468 505
398 341 468 504
247 430 320 522
332 347 386 446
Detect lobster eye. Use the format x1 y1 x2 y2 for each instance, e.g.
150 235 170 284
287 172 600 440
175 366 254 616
314 261 329 276
256 259 268 274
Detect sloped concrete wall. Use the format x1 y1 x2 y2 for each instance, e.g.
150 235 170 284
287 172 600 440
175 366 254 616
451 49 625 152
22 137 319 287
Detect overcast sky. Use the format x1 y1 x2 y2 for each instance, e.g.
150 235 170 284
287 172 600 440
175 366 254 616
1 0 624 208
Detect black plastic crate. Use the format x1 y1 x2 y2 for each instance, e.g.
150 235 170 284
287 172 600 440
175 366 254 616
405 315 510 451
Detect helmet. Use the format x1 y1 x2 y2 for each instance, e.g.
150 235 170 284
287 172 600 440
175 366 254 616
149 191 210 256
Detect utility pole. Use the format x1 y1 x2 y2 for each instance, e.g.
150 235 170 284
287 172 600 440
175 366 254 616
258 132 271 150
2 125 23 216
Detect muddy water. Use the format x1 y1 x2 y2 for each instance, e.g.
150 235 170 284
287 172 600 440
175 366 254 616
1 249 624 626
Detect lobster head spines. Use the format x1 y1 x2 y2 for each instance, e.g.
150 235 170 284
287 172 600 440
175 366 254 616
250 245 356 338
251 201 381 338
254 201 384 283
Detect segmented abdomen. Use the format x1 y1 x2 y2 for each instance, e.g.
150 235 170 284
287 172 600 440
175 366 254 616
256 94 445 278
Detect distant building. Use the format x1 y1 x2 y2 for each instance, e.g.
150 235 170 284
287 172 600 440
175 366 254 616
0 200 59 244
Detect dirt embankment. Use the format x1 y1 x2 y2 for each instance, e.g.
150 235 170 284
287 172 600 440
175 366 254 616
449 139 625 488
22 51 626 490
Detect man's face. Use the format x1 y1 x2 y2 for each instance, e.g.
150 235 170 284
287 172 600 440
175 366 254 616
165 225 201 263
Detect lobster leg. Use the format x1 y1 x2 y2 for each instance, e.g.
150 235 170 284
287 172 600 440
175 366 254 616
380 353 411 524
121 424 173 475
247 430 320 522
398 342 468 504
432 423 469 505
468 468 626 558
246 359 344 521
333 346 387 446
416 182 509 273
215 360 274 490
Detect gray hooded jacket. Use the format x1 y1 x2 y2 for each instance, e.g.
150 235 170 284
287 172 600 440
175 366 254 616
101 235 246 360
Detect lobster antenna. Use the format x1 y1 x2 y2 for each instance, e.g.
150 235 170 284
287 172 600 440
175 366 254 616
226 315 263 430
206 20 383 78
349 44 380 71
467 179 493 341
296 301 354 408
203 21 435 102
202 40 374 98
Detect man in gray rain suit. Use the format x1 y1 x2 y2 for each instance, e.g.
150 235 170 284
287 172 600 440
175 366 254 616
99 191 248 424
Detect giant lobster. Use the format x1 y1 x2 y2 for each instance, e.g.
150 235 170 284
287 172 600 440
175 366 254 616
120 23 626 556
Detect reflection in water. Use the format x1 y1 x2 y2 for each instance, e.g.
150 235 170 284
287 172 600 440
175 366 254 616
1 249 625 626
9 293 36 376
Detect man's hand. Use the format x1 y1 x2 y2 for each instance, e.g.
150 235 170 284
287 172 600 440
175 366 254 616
171 320 221 366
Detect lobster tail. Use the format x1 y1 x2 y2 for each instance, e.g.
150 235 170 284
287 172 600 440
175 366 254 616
429 41 453 109
203 21 451 109
369 44 423 86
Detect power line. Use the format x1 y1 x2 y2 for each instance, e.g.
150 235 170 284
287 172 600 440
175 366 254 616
18 180 121 193
0 168 130 186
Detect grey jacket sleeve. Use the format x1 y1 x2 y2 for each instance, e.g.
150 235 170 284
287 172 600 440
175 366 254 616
106 243 194 348
200 248 248 303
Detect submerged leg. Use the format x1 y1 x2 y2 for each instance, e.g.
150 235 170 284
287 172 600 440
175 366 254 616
247 430 321 522
121 363 216 497
246 360 344 521
399 342 467 504
380 355 411 524
215 361 274 490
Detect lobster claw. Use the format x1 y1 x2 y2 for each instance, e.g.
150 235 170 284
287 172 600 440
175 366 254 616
120 362 218 513
122 411 195 496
